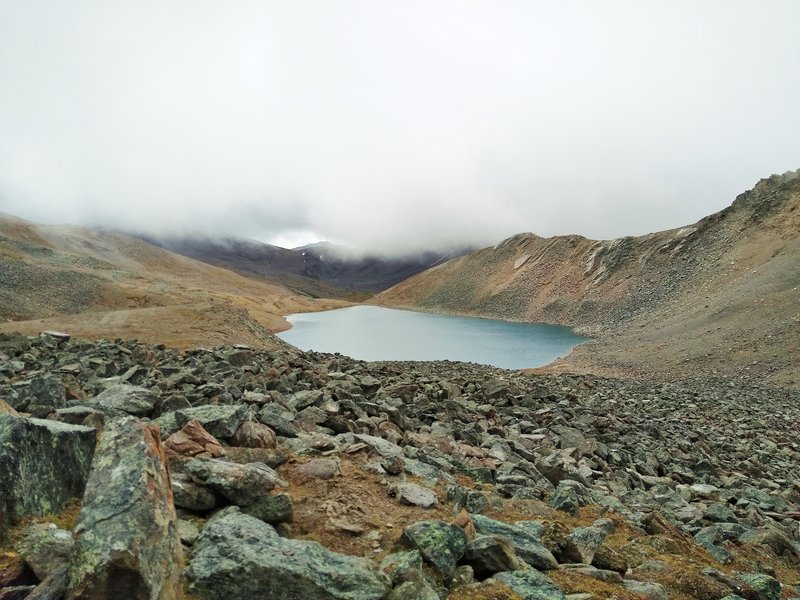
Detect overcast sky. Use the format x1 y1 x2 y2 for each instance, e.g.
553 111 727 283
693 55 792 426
1 1 798 254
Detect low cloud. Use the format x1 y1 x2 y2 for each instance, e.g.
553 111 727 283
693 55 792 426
1 1 799 255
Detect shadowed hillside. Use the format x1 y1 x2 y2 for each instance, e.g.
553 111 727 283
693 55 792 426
374 171 800 385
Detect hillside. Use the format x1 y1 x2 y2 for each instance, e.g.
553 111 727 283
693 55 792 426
374 171 800 385
145 235 471 299
0 215 349 348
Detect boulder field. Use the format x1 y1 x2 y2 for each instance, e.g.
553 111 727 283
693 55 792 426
0 331 798 599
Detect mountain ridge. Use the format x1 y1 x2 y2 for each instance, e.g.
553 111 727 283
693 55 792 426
373 170 800 385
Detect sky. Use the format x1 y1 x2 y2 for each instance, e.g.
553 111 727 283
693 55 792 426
0 1 799 255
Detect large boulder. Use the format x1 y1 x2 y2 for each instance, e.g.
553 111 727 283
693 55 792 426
186 510 389 600
401 520 469 583
471 514 558 570
183 458 284 506
88 385 158 417
0 415 95 537
67 418 181 600
175 405 251 439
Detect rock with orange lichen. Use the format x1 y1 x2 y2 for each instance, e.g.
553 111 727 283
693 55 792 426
164 419 226 458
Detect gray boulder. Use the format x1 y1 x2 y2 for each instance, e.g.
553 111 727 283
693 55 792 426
89 385 158 417
175 404 251 439
494 569 566 600
186 510 389 600
67 418 181 600
16 523 73 580
464 535 529 578
401 520 468 583
471 514 558 570
0 415 95 535
184 457 284 506
557 518 614 564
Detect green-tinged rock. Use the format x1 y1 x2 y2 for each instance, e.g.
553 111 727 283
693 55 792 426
175 405 251 439
88 385 158 417
186 510 390 600
622 580 669 600
401 520 468 583
67 418 181 600
557 518 614 564
494 569 566 600
241 492 294 525
184 457 283 506
0 414 95 536
471 514 558 570
464 535 529 578
16 523 73 580
381 550 424 585
387 579 440 600
737 573 781 600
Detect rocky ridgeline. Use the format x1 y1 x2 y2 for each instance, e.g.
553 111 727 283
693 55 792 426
0 331 799 600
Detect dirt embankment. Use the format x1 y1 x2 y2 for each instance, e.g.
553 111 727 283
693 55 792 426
374 171 800 386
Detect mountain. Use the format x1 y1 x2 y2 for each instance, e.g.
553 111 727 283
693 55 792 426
0 215 348 348
143 235 472 298
374 170 800 385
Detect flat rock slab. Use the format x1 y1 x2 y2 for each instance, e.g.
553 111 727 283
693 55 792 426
494 570 566 600
389 483 439 509
186 510 389 600
67 417 181 600
0 415 95 535
471 514 558 570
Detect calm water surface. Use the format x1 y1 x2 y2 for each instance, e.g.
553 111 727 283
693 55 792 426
277 306 585 370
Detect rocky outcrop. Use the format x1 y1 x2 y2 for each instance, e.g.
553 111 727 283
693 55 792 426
0 415 95 537
67 418 181 600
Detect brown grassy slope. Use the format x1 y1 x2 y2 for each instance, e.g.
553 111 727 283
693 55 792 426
0 215 350 348
373 171 800 385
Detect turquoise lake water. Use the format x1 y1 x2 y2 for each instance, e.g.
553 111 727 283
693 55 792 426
277 306 586 370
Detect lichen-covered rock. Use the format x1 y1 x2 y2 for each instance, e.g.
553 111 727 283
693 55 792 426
737 573 782 600
67 418 181 600
186 510 390 600
171 474 217 511
88 385 158 417
16 523 73 580
464 535 529 578
401 520 468 583
175 405 251 439
622 580 669 600
230 421 277 448
0 415 95 536
493 569 566 600
183 457 284 506
390 483 439 509
241 493 294 525
471 514 558 570
557 518 614 564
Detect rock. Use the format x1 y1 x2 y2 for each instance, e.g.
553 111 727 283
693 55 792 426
591 544 628 574
560 564 622 583
89 385 158 417
171 474 217 511
389 483 439 509
493 569 566 600
381 550 424 585
26 565 69 600
621 580 669 600
0 399 19 416
550 480 585 515
67 417 181 600
16 523 73 580
464 535 528 578
177 520 200 546
224 446 290 468
164 419 226 458
401 520 468 583
186 510 389 599
386 579 439 600
230 421 277 448
258 408 300 438
471 514 558 570
295 458 342 480
0 415 95 535
175 404 251 439
557 518 613 564
184 457 284 506
241 493 294 525
737 573 781 600
0 585 37 599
